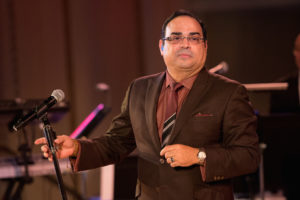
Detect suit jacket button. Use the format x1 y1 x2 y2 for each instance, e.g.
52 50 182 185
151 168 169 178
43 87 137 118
160 158 165 164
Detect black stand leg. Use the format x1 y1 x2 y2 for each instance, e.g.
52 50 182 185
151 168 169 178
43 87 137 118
11 179 26 200
3 180 16 200
40 114 68 200
259 143 267 200
4 135 34 200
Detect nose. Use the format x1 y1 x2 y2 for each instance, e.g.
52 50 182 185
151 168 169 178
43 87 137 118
180 37 190 48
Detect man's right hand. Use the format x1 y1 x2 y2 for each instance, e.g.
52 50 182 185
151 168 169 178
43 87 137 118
34 135 79 161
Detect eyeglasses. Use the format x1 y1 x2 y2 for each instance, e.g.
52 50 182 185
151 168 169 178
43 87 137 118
162 35 205 45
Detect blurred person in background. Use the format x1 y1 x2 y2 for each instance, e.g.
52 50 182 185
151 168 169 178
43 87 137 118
271 33 300 113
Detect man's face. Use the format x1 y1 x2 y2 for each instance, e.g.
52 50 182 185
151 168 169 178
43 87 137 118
159 16 207 75
294 34 300 69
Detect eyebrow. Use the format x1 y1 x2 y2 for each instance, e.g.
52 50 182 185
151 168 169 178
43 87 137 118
190 32 201 36
170 32 201 36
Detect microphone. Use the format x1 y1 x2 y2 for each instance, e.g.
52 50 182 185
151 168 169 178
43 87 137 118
10 89 65 132
209 61 229 74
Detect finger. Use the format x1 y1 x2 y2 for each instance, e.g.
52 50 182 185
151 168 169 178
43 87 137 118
161 144 179 156
41 145 49 153
164 152 174 159
34 137 47 145
170 162 178 168
159 148 165 156
54 136 65 144
166 157 172 164
43 152 49 158
160 145 172 156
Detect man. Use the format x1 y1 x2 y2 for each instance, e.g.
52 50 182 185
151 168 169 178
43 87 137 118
35 10 259 200
270 33 300 113
269 33 300 200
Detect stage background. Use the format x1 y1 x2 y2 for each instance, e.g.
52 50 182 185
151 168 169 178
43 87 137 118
0 0 300 199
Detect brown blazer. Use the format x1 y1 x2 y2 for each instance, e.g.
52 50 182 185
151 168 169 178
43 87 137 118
73 68 260 200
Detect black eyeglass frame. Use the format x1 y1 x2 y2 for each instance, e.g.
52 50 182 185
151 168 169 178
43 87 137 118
162 35 205 44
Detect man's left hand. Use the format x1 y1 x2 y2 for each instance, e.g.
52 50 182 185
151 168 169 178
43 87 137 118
160 144 199 167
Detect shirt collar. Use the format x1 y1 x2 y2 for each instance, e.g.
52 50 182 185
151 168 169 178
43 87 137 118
165 70 198 90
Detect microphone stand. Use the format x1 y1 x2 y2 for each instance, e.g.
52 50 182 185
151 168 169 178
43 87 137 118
39 113 68 200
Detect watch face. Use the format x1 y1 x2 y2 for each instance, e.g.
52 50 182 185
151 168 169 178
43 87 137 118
198 151 206 160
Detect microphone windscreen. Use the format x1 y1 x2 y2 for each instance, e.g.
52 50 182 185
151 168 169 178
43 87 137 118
96 83 110 91
52 89 65 102
220 61 229 73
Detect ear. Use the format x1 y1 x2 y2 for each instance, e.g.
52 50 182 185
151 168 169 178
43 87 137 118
159 39 164 56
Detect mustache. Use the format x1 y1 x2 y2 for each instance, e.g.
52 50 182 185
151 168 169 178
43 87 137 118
176 49 193 56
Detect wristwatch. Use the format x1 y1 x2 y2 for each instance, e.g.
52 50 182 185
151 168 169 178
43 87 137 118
197 148 206 166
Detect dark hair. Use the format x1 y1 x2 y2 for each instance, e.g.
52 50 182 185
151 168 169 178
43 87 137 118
161 9 207 42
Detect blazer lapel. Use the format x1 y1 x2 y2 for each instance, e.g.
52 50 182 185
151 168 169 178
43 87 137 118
145 72 165 152
168 68 210 144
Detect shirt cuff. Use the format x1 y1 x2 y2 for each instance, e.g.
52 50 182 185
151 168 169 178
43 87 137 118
200 160 206 182
69 140 81 172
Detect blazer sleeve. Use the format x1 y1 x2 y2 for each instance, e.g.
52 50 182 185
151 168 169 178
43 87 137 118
204 84 260 182
72 82 136 172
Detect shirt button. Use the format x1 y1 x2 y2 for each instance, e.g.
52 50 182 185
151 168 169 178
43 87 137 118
159 158 165 164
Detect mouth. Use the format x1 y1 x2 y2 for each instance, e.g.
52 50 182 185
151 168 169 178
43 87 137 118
176 50 192 58
178 53 192 58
